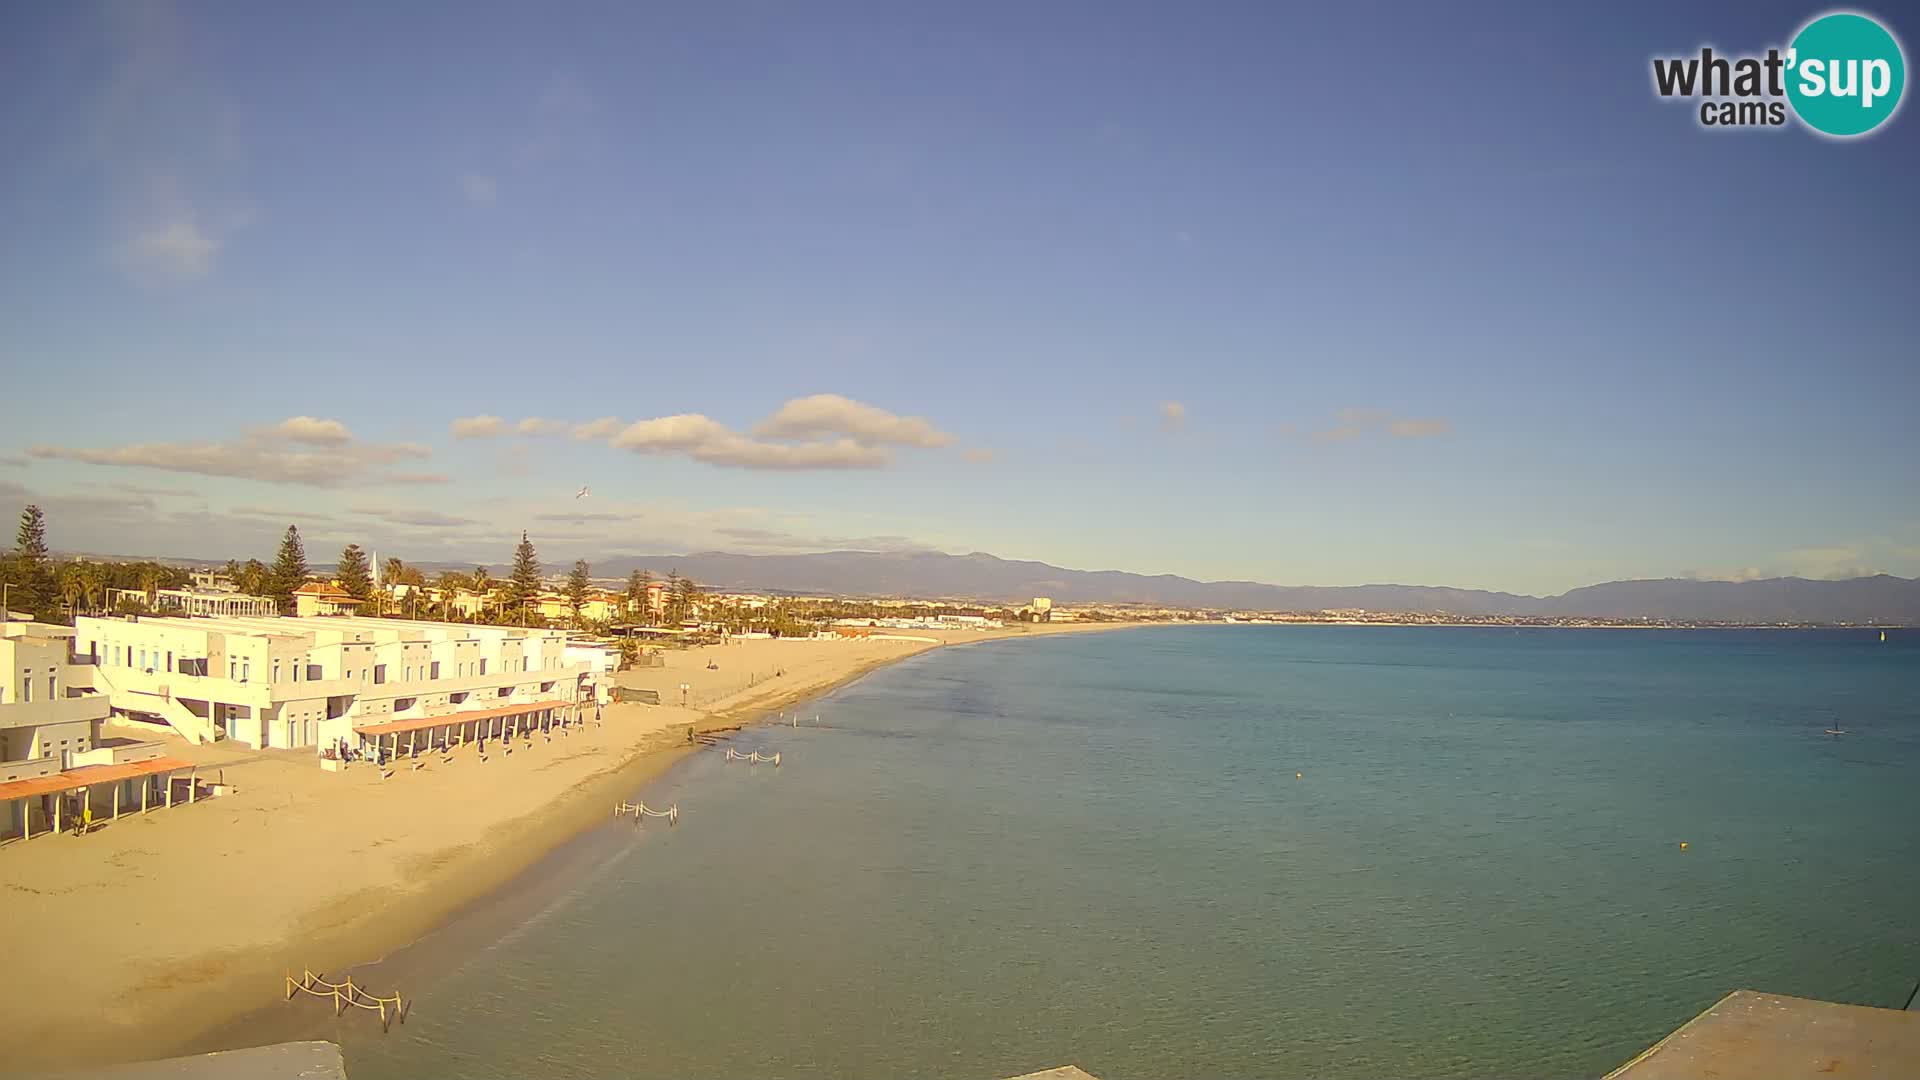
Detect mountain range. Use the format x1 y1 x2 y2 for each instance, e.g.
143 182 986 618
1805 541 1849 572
93 546 1920 624
549 550 1919 624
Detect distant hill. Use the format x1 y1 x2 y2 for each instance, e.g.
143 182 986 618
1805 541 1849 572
562 550 1920 623
67 546 1919 623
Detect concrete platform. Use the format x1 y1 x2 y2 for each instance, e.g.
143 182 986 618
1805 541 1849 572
28 1042 347 1080
1606 990 1920 1080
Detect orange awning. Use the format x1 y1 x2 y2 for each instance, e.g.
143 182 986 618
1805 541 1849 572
0 756 194 802
352 699 571 738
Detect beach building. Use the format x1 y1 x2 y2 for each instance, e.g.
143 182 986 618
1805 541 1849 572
71 614 594 751
109 585 279 618
2 620 111 768
579 591 624 622
563 640 621 702
292 582 363 617
2 619 191 841
445 588 491 619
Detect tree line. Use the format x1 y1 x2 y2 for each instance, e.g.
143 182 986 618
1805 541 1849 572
4 502 718 632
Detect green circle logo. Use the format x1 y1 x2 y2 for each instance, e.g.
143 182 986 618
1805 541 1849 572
1786 12 1906 137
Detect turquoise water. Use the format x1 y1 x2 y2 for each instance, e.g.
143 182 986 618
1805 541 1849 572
335 627 1919 1079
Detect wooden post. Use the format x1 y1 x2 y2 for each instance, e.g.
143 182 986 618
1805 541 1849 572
190 768 198 803
165 770 174 808
54 793 62 835
141 776 149 814
22 798 31 841
113 782 121 821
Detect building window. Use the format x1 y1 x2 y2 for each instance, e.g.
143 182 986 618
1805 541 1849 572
241 659 250 682
229 658 237 679
479 659 488 676
20 677 30 703
430 661 441 680
274 661 281 684
374 665 386 685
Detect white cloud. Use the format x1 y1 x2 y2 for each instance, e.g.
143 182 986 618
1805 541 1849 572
123 220 219 279
451 415 506 439
1310 408 1454 443
450 395 956 471
268 416 353 446
351 506 479 528
1388 418 1453 438
753 394 950 448
1159 401 1188 432
570 417 622 441
29 417 440 489
459 172 498 206
609 414 887 470
1684 567 1774 583
94 6 254 284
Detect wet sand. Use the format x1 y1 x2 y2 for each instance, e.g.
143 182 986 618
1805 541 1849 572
0 623 1136 1073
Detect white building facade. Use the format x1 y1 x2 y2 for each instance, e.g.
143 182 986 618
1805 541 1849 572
2 621 112 770
72 615 596 751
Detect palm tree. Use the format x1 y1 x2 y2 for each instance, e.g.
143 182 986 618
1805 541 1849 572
469 567 493 622
436 570 468 620
77 562 105 615
56 564 84 619
138 565 161 607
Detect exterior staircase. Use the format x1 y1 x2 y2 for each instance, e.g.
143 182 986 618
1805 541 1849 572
87 665 226 745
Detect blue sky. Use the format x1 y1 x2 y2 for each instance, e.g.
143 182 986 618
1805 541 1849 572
2 0 1916 595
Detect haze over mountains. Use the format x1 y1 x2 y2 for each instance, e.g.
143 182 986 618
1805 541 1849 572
567 550 1919 624
74 546 1920 623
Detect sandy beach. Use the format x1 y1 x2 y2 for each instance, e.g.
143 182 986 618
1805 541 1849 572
0 622 1134 1073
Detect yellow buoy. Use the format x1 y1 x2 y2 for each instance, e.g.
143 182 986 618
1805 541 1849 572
1679 841 1689 851
1296 772 1303 779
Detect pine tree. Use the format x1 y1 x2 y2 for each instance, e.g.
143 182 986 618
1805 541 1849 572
675 574 699 625
269 526 308 614
337 544 373 600
662 569 681 623
14 504 48 565
508 532 541 623
566 559 592 623
8 504 53 617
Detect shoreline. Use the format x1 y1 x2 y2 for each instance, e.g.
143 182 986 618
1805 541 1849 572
1 621 1144 1074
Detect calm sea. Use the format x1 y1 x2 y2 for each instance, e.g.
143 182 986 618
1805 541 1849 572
329 627 1919 1079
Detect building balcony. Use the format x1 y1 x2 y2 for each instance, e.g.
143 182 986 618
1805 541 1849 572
0 694 112 731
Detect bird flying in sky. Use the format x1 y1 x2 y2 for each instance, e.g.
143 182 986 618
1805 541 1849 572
575 485 590 499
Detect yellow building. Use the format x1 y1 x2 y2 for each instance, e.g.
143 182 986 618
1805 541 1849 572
292 583 364 618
